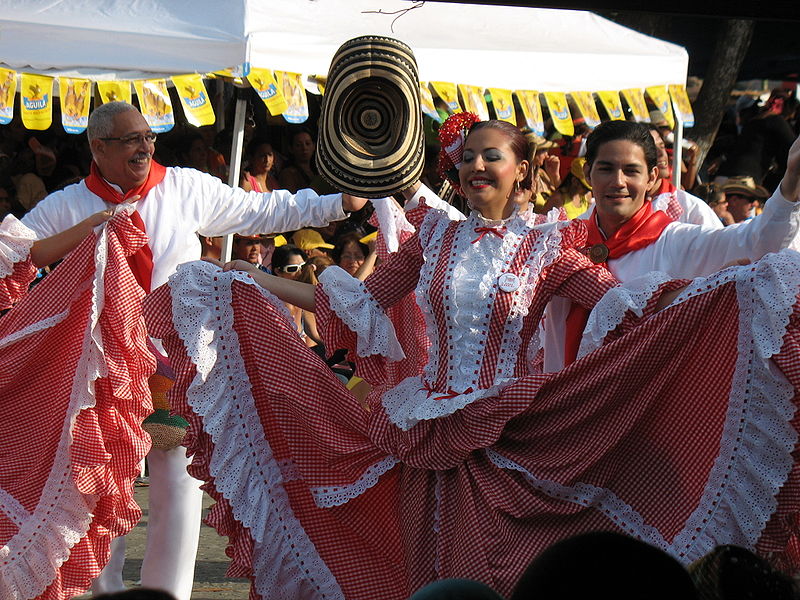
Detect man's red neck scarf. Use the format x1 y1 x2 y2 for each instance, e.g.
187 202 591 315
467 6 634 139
563 201 673 365
84 160 167 293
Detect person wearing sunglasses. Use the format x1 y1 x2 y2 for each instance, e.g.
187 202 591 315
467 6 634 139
271 244 308 280
270 244 323 351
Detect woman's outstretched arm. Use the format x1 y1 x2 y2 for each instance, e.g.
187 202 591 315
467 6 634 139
217 259 316 311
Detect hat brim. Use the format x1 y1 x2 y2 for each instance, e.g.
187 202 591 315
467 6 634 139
723 184 769 199
317 36 424 198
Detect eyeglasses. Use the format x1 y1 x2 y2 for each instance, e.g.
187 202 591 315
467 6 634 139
279 263 305 274
728 193 757 203
100 132 157 147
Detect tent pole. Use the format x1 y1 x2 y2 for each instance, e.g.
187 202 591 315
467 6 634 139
221 87 248 262
672 111 684 192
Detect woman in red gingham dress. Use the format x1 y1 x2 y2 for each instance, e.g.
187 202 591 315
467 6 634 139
0 209 153 600
144 117 800 600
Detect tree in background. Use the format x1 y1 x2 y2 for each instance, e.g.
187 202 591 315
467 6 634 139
603 11 755 166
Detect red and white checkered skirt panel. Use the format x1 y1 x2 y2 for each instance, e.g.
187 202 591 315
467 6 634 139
146 251 800 599
0 214 154 600
145 262 408 600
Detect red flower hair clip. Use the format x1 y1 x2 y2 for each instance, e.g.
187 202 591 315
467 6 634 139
436 111 481 195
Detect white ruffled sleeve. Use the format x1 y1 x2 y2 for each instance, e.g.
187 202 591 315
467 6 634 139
0 215 37 277
317 266 405 361
0 215 38 309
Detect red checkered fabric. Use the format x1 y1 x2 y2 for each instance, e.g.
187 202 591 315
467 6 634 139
144 222 800 599
654 181 684 222
0 259 36 311
369 208 431 397
0 214 154 599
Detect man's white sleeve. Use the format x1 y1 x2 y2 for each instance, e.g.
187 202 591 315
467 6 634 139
660 187 800 277
193 171 347 236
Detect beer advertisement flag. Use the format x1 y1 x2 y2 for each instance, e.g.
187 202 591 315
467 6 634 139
276 71 309 123
59 77 92 134
597 90 625 121
669 84 695 128
570 91 601 128
646 85 676 129
621 88 649 123
488 88 516 124
133 79 174 131
171 74 215 126
20 74 53 131
134 79 174 133
97 81 132 105
419 83 440 121
430 81 462 114
0 68 17 125
543 91 574 136
247 68 288 116
458 84 489 121
516 90 544 136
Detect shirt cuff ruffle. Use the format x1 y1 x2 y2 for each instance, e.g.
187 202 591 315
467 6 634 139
0 214 36 278
318 265 405 361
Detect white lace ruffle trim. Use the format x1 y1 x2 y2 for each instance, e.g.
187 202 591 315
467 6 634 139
490 250 800 564
0 226 109 600
578 271 672 359
169 261 345 600
319 265 405 361
0 215 36 278
370 197 415 253
310 455 399 508
382 374 512 431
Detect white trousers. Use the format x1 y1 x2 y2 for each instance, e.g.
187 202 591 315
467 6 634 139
92 446 204 600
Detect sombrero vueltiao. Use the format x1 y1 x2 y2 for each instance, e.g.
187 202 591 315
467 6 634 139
317 36 424 198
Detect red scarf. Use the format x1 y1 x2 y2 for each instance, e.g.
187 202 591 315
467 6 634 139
84 160 167 293
563 201 673 365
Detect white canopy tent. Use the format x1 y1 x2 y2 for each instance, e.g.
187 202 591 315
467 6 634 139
0 0 687 90
0 0 690 256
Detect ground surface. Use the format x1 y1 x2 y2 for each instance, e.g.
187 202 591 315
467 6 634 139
76 485 250 599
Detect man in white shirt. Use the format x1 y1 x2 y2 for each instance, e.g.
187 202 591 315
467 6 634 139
542 120 800 372
21 101 367 600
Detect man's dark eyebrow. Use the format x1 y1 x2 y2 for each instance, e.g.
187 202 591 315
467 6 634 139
595 159 642 168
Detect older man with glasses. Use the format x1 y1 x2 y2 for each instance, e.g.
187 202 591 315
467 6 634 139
20 101 367 600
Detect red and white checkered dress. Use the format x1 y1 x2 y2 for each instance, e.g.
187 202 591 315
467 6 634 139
0 214 154 600
145 208 800 600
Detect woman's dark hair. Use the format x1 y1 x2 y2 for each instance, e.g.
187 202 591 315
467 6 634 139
585 120 658 171
246 137 273 160
271 244 307 272
465 120 534 190
333 233 369 264
288 127 315 150
690 545 798 600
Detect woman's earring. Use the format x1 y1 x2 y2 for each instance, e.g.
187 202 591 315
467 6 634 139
515 180 520 194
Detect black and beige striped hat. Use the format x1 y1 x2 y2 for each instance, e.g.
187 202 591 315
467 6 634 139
317 35 424 198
